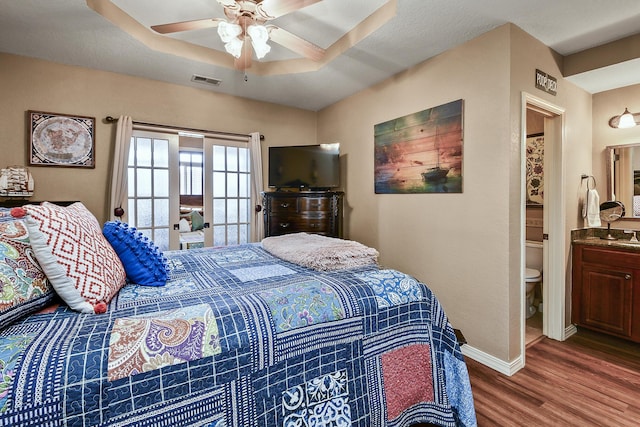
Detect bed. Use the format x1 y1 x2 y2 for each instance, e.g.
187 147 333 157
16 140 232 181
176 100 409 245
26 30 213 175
0 202 476 427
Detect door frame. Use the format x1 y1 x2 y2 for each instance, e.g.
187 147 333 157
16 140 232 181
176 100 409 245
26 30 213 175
521 93 567 359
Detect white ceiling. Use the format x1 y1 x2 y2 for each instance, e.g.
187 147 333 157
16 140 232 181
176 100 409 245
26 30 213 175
2 0 640 111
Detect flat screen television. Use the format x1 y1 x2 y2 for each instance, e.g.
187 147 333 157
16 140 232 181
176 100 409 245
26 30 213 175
268 144 340 190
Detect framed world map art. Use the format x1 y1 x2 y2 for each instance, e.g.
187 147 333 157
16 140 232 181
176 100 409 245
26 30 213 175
28 110 96 168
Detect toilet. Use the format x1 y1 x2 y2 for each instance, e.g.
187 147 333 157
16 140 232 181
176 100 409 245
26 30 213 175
525 241 543 319
525 268 542 318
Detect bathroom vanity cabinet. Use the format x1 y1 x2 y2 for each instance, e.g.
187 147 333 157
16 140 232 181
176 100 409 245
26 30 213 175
572 243 640 342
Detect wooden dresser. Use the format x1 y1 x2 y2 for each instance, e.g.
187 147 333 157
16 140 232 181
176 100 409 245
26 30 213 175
572 242 640 342
262 191 343 238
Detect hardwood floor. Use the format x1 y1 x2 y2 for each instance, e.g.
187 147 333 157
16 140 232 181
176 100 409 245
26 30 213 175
466 328 640 426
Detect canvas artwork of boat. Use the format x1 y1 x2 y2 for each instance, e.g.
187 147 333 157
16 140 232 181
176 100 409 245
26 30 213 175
374 99 463 194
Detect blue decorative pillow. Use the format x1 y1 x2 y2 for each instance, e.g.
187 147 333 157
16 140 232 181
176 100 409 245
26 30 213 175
102 221 168 287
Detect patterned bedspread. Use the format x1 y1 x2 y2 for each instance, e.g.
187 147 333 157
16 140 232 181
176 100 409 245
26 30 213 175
0 244 476 427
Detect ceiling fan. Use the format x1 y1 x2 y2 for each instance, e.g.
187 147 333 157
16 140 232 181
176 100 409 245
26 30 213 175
151 0 326 70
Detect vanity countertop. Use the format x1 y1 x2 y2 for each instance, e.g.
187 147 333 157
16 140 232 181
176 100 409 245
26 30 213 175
572 228 640 252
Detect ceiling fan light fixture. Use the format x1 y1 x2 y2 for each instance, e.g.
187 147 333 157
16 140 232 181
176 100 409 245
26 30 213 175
247 24 269 43
618 108 637 129
218 21 242 43
247 24 271 59
251 40 271 59
224 37 244 58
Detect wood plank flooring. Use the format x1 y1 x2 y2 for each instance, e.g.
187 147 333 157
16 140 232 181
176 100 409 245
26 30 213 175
466 328 640 426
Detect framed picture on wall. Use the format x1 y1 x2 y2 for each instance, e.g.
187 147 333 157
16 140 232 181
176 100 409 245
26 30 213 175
374 99 464 194
28 110 96 168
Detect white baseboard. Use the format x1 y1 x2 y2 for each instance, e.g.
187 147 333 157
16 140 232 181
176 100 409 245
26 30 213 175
461 344 524 376
564 323 577 339
462 324 579 376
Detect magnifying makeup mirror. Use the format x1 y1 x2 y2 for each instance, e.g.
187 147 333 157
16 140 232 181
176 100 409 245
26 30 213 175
600 200 625 240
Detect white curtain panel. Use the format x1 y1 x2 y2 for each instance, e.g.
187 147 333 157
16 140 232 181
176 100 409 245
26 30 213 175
109 116 133 221
249 132 264 242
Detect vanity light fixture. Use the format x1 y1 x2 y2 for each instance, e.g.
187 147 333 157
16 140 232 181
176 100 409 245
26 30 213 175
609 107 638 129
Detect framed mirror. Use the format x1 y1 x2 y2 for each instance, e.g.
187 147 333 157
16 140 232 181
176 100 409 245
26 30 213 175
606 143 640 219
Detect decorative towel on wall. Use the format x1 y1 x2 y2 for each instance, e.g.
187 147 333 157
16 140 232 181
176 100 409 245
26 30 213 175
585 188 601 227
526 135 544 204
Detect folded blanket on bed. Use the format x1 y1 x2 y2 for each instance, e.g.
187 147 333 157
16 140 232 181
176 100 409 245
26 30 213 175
261 232 379 271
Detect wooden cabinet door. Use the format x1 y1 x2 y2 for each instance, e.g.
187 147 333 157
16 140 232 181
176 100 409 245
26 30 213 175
580 264 633 338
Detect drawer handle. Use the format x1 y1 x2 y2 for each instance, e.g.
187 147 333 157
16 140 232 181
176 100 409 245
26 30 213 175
626 274 632 280
280 203 289 208
279 223 290 228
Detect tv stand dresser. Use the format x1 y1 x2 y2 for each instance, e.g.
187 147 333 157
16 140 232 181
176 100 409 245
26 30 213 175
262 191 343 238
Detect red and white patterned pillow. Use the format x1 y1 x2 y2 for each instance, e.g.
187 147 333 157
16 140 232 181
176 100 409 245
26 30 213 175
25 202 126 313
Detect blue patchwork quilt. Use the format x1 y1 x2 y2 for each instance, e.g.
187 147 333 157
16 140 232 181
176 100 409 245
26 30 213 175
0 244 476 427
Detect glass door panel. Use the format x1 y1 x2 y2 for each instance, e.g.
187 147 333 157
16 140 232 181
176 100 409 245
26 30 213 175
127 130 179 251
204 137 251 247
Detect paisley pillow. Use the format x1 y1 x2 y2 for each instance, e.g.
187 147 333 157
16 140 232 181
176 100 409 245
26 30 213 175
0 208 55 329
102 221 168 287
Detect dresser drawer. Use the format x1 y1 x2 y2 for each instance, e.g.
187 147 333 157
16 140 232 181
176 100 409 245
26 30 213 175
296 220 329 233
268 214 329 234
268 214 298 234
299 197 330 212
270 197 298 213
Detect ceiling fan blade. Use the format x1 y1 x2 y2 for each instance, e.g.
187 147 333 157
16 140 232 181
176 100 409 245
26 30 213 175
151 18 223 34
259 0 322 19
268 26 325 61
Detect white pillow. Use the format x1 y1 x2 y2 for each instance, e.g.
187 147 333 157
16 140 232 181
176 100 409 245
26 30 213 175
179 218 191 233
25 202 126 313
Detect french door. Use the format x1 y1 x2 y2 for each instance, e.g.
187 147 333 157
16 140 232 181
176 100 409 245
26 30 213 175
127 130 179 251
204 137 251 247
126 129 251 251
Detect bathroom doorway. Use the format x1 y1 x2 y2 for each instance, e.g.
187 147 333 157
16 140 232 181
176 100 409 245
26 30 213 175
524 106 546 345
521 93 567 359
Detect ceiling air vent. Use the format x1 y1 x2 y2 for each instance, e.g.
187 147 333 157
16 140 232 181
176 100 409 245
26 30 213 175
191 74 222 86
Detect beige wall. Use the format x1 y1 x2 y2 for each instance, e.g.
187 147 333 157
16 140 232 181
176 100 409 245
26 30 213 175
0 53 317 222
318 24 592 362
318 25 513 359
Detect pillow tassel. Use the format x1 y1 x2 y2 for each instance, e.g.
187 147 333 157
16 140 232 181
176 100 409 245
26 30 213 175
93 301 108 314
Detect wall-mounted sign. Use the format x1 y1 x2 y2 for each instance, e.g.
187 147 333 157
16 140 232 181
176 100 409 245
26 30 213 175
535 69 557 95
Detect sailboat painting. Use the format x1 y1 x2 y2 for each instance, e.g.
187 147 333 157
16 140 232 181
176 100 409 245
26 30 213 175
374 99 463 194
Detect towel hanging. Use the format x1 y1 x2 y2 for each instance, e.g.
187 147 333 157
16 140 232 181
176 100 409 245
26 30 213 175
581 175 601 227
